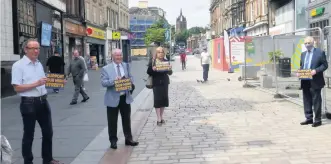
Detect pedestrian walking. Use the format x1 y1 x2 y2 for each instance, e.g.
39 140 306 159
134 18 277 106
46 51 65 93
197 47 211 83
180 50 187 70
298 36 328 127
67 49 90 105
11 38 63 164
79 54 88 91
147 47 172 126
100 49 138 149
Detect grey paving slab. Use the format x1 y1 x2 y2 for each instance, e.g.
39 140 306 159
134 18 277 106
1 59 148 164
126 56 331 164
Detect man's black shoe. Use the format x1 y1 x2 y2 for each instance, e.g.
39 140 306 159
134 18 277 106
312 122 322 127
81 97 90 102
300 120 313 125
110 142 117 149
125 140 139 146
70 101 77 105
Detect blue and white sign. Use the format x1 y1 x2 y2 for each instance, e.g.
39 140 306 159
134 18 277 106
41 22 52 46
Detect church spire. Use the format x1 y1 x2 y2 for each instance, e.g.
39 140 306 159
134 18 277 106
180 8 182 15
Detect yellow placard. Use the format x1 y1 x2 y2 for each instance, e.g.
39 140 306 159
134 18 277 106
298 69 312 80
155 62 171 72
87 26 105 40
112 31 121 40
45 73 65 89
114 78 132 92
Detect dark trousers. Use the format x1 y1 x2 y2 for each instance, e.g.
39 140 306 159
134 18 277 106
107 95 133 142
20 97 53 164
72 76 88 102
302 86 322 122
181 61 186 70
202 64 209 81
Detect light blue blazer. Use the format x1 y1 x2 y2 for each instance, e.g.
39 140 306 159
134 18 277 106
100 62 134 107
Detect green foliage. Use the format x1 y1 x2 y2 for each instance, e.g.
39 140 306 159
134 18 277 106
188 26 206 36
144 28 165 46
144 19 167 46
268 50 284 62
175 30 189 43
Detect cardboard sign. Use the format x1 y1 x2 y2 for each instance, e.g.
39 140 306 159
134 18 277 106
46 73 65 89
115 78 132 92
298 69 313 80
155 62 171 72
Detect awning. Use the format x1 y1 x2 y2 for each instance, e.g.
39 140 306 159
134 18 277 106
243 21 268 32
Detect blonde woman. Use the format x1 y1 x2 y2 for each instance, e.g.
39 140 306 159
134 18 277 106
147 47 172 126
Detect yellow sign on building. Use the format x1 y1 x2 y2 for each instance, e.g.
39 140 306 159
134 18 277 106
86 26 105 40
112 31 121 40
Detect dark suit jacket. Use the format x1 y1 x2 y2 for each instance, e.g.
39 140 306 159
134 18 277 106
300 48 328 89
147 59 172 86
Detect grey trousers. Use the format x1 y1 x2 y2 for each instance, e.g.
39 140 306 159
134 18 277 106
72 76 88 102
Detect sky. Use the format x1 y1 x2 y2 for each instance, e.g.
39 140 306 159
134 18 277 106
129 0 210 28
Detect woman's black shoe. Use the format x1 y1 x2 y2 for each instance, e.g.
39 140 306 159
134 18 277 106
157 121 162 126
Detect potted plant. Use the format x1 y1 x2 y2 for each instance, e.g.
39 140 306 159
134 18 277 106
268 50 284 63
264 50 284 75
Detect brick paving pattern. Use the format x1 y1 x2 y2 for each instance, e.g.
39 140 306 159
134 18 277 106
128 57 331 164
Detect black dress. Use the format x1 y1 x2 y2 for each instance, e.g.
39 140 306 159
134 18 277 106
147 59 172 108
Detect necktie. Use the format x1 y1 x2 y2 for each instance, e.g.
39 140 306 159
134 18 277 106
117 64 122 77
304 50 311 69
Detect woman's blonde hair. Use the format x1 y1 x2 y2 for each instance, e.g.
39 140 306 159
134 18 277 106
156 47 165 53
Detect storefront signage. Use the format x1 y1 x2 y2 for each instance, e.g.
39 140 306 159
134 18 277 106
65 21 86 36
311 7 325 17
86 26 106 40
41 22 52 47
112 31 121 40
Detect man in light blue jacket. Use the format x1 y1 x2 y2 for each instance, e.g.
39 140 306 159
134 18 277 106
100 49 139 149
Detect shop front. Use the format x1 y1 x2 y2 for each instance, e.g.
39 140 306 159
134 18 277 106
307 2 330 49
120 31 132 63
64 20 86 65
308 2 330 32
86 25 106 68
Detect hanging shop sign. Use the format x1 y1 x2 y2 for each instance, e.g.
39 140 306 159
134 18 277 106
86 26 106 40
311 7 325 17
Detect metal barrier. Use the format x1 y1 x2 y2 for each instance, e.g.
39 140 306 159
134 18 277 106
323 26 331 117
243 28 323 100
241 27 331 118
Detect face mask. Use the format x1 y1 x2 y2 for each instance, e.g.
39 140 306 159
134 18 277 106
305 44 313 50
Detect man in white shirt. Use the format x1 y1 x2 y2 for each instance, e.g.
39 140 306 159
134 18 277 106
198 47 211 83
11 38 63 164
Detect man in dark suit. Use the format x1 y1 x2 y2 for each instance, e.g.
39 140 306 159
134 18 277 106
298 36 328 127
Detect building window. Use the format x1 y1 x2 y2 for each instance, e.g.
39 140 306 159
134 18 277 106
86 2 90 21
100 9 103 25
93 6 96 23
296 0 308 29
250 2 253 21
107 7 111 27
112 10 115 28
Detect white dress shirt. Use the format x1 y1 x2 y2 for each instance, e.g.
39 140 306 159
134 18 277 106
11 55 47 97
113 62 125 95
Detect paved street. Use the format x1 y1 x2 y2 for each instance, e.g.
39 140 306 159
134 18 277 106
125 56 331 164
1 59 148 164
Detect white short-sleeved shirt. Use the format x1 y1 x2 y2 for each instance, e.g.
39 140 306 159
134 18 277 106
201 51 211 64
11 55 47 97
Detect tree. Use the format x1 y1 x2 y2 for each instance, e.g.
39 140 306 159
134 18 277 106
144 19 168 46
144 28 165 46
175 30 189 43
188 26 206 36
